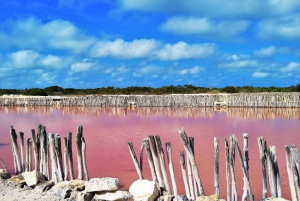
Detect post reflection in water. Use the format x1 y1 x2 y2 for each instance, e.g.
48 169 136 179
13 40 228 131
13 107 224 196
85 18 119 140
0 106 299 200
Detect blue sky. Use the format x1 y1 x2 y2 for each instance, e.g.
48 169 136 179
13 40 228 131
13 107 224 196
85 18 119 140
0 0 299 89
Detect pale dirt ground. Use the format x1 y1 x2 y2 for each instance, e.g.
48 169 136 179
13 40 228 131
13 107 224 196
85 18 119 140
0 178 63 201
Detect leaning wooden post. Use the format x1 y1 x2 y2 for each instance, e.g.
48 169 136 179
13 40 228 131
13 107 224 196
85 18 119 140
67 132 75 180
143 138 157 183
128 141 143 180
270 146 282 197
75 126 83 180
258 137 268 199
236 140 254 201
19 132 25 172
285 145 297 201
266 148 277 197
63 137 69 181
214 137 220 196
180 151 191 199
149 136 164 189
81 137 89 180
155 135 171 194
230 135 237 201
225 137 231 201
242 134 249 201
189 137 197 198
166 142 178 197
178 128 205 196
10 126 23 173
31 129 39 171
139 143 144 174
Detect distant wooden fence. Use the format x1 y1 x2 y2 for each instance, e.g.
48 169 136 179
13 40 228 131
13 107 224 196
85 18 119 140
0 93 300 107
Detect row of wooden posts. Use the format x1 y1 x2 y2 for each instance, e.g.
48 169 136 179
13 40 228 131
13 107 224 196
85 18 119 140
9 125 89 183
128 128 300 201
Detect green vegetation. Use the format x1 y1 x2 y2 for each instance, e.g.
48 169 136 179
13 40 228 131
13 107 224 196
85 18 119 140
0 84 300 96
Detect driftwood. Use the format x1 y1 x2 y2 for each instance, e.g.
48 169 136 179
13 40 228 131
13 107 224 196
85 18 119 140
10 126 23 173
19 132 25 172
180 151 190 199
155 135 171 194
149 136 164 189
75 126 83 180
82 137 89 180
128 141 143 180
166 142 178 197
178 128 205 196
67 132 75 180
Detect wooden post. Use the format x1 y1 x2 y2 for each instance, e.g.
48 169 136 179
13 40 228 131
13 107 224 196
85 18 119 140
48 133 59 183
10 126 23 173
236 140 254 201
149 136 164 189
139 143 144 174
55 134 64 182
81 137 89 180
75 125 83 180
242 134 249 201
189 137 197 198
166 142 178 197
19 132 25 172
230 135 237 201
225 137 231 201
25 138 30 172
28 138 32 171
128 141 143 180
63 137 69 181
31 129 39 171
143 138 157 183
155 135 171 194
67 132 75 180
266 148 277 197
258 137 268 199
290 147 300 199
0 158 10 178
285 145 297 201
178 128 205 196
270 146 282 197
214 137 220 196
180 151 190 199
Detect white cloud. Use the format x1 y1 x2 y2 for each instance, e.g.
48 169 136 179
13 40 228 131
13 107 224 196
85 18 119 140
257 14 300 40
180 66 204 75
70 61 96 72
220 54 258 69
9 50 41 68
252 72 270 78
0 17 96 53
155 42 217 60
161 17 250 39
119 0 300 18
254 46 291 57
133 65 163 77
280 62 300 72
90 38 160 59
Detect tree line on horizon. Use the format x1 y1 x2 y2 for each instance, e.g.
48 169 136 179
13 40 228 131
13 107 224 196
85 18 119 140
1 84 300 96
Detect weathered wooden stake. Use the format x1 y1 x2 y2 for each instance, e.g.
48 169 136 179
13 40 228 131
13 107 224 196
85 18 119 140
178 128 205 196
31 129 39 171
48 133 59 183
81 137 89 181
155 135 171 194
149 136 164 189
258 137 268 199
139 143 144 174
128 141 143 180
189 137 197 198
0 158 10 178
270 146 282 197
63 137 69 181
19 132 25 172
143 138 157 183
285 145 297 201
166 142 178 197
10 126 23 173
266 148 277 197
55 134 64 182
225 137 231 201
180 151 191 199
28 138 32 171
230 135 237 201
214 137 220 196
242 134 249 201
67 132 75 180
290 146 300 199
75 125 83 180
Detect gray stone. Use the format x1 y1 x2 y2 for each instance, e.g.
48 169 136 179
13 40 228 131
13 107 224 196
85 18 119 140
0 169 10 179
34 180 54 193
47 181 73 199
70 179 85 191
69 190 95 201
93 190 132 201
22 170 45 187
262 198 290 201
195 194 226 201
129 180 159 201
85 177 119 193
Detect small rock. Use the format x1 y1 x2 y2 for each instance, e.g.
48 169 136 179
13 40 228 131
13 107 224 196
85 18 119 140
69 190 94 201
8 174 25 185
70 179 85 191
129 180 159 201
262 198 290 201
176 195 189 201
47 181 73 199
0 169 10 179
85 177 119 193
22 170 45 187
195 194 225 201
34 180 54 193
93 190 132 201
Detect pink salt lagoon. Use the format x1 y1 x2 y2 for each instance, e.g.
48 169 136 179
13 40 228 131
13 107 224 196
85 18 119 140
0 106 299 200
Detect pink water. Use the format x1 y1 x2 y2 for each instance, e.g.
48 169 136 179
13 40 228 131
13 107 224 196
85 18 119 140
0 106 300 200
